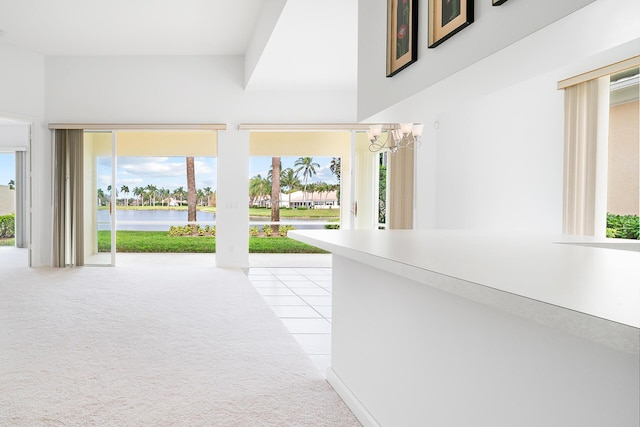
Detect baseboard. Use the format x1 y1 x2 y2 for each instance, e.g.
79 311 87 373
326 367 381 427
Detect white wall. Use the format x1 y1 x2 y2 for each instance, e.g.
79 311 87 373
357 0 597 121
45 55 356 123
0 124 29 150
244 0 287 88
359 0 640 233
432 72 565 232
0 46 45 118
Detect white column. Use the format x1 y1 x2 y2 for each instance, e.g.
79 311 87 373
216 128 250 268
30 123 53 267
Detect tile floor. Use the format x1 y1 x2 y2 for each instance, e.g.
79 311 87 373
247 266 332 377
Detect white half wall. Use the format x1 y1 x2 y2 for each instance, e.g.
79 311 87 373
330 254 639 427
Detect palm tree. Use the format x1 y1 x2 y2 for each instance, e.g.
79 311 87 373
330 157 341 181
97 188 105 206
294 156 320 207
173 186 185 204
197 188 205 206
280 168 301 208
8 179 15 190
202 186 212 206
210 190 217 207
133 186 144 206
120 185 130 206
146 184 157 206
159 188 170 206
186 156 197 225
330 157 342 205
306 182 318 207
107 185 118 205
317 182 330 206
249 174 270 207
331 183 341 206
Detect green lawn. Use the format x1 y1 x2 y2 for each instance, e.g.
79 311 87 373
0 238 15 247
249 207 339 218
98 231 328 254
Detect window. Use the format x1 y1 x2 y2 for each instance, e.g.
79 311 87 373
561 59 639 238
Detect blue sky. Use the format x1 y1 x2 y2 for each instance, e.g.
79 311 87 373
97 156 337 192
0 153 14 186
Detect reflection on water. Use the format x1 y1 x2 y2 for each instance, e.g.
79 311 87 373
97 209 336 231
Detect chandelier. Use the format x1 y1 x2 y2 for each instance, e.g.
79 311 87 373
367 123 424 153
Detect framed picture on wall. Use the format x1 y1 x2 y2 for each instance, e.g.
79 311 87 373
428 0 474 48
386 0 418 77
492 0 509 5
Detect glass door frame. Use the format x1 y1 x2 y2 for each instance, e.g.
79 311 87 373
83 130 117 267
109 131 116 266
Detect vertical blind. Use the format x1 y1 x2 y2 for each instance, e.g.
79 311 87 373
562 79 600 235
53 129 84 267
388 146 414 229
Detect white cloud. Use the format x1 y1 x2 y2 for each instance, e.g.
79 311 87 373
313 164 337 183
120 159 185 177
97 156 217 191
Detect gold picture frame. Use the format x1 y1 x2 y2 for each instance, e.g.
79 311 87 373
428 0 474 48
387 0 419 77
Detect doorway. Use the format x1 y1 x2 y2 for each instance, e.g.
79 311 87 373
0 116 31 266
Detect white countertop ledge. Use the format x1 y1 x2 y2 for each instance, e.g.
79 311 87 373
289 230 640 355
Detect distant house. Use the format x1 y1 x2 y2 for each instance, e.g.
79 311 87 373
251 190 338 209
284 190 338 209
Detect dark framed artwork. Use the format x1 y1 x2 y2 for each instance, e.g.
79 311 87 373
492 0 509 5
428 0 474 48
386 0 419 77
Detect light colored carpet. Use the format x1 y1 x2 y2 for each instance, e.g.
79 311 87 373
0 248 360 426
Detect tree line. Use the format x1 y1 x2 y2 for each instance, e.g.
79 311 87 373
97 184 215 208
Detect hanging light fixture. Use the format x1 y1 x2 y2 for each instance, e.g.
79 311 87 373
368 123 424 153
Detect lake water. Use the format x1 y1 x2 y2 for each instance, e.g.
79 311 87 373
97 209 335 231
